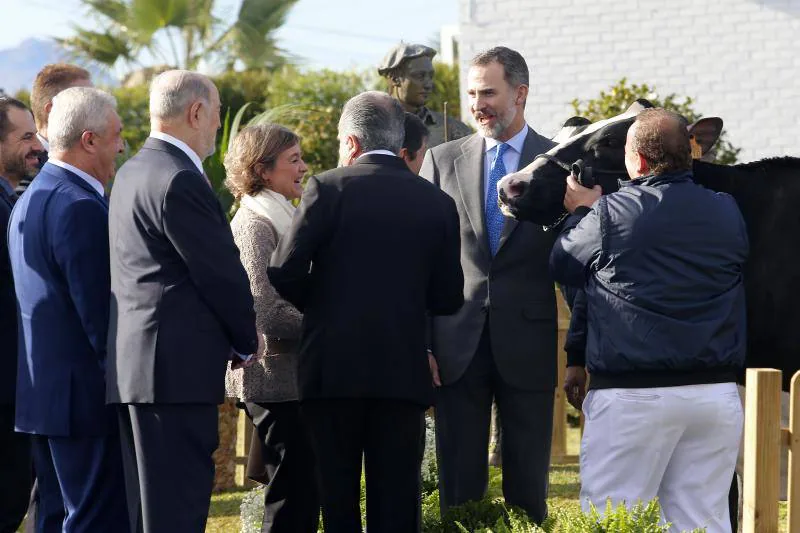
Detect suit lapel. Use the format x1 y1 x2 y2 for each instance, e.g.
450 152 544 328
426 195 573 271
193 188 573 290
454 135 489 256
496 128 545 252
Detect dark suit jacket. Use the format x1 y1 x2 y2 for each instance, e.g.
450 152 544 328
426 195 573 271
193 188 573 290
106 137 258 405
419 128 559 391
268 154 464 407
0 179 17 405
8 163 111 436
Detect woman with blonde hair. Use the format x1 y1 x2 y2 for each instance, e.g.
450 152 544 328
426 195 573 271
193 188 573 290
224 123 318 533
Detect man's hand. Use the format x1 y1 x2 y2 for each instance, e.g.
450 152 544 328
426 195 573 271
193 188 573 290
230 334 264 370
428 352 442 387
564 174 602 214
564 365 587 410
230 354 253 370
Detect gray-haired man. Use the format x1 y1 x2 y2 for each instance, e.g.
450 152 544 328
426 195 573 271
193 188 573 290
107 70 260 533
269 90 464 533
9 87 128 532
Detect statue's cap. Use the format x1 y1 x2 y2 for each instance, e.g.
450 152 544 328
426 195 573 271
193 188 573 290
378 43 437 76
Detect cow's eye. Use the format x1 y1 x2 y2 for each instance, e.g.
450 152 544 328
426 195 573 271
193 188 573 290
606 137 621 148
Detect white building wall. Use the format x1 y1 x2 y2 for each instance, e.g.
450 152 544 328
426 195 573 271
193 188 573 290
457 0 800 162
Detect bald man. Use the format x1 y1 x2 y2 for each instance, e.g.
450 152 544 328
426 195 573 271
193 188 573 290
107 70 260 533
550 109 748 533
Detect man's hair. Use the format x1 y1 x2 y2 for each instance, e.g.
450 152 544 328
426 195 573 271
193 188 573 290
338 91 405 154
630 108 693 175
224 123 300 200
149 70 212 122
48 87 117 153
0 97 31 142
31 64 91 131
470 46 529 88
402 112 429 160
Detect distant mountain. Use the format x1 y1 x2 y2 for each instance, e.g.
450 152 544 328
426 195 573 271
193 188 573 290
0 38 116 94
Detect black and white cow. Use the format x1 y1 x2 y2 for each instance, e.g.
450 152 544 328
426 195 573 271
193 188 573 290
498 101 800 390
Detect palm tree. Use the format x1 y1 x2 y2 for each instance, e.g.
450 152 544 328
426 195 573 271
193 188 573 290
58 0 298 72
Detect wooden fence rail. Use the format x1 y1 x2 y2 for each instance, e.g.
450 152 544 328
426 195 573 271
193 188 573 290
743 368 800 533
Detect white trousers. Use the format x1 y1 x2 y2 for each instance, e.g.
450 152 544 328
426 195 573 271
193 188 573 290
580 383 743 533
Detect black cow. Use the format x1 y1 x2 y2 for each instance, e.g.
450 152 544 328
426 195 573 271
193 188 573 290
498 101 800 391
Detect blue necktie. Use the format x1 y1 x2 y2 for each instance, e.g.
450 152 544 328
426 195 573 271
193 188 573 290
485 143 509 256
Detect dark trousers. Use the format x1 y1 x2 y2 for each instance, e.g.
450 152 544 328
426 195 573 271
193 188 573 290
435 322 554 523
31 413 128 533
243 401 319 533
729 473 739 532
118 404 218 533
302 398 425 533
0 405 32 533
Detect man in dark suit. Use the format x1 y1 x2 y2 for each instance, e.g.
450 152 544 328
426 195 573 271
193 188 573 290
419 46 558 523
268 91 464 533
17 64 92 195
8 87 128 533
107 70 260 533
0 97 42 533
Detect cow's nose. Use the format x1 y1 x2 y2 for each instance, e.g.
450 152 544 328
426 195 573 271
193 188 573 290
502 176 528 199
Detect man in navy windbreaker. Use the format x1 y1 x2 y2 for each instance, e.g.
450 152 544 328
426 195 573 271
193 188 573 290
550 108 747 533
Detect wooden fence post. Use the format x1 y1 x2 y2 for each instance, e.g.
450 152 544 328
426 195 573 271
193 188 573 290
550 290 570 463
743 368 782 533
787 371 800 533
235 408 255 488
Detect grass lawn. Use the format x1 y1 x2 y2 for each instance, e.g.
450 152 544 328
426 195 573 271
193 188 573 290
207 423 790 532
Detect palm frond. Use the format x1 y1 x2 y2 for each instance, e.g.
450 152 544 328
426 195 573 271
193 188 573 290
58 28 135 66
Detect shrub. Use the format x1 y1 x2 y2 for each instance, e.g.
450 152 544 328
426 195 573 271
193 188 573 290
571 78 740 165
262 66 368 176
112 84 150 160
427 61 463 122
239 485 265 533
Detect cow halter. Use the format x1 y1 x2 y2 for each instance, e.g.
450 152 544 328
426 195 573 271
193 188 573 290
531 153 626 232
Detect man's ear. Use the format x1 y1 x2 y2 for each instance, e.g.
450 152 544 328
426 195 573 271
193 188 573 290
348 135 361 157
398 147 410 161
44 101 53 117
188 100 203 128
636 152 649 175
515 85 529 106
80 130 96 153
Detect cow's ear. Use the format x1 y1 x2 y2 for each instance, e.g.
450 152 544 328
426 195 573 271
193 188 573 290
551 116 592 143
563 116 592 128
688 117 723 156
625 99 654 115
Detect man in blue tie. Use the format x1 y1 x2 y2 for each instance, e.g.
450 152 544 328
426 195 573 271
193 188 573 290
420 46 558 523
8 87 128 533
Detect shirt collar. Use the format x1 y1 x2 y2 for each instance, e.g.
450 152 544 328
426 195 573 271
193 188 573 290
149 131 205 174
484 124 529 155
36 133 49 153
357 149 397 160
48 158 105 197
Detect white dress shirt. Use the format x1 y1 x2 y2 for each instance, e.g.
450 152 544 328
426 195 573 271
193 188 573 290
149 131 205 174
48 158 105 197
357 149 398 160
483 124 529 201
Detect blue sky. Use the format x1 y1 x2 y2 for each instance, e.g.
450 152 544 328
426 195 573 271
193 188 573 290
3 0 460 71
